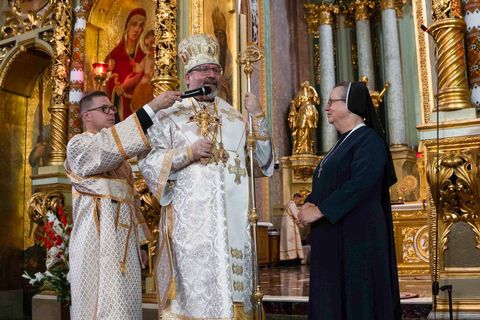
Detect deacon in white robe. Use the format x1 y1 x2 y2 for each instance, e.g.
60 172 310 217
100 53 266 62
65 90 181 320
280 194 304 261
138 34 274 319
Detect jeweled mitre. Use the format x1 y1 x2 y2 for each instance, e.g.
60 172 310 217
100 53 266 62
178 34 220 73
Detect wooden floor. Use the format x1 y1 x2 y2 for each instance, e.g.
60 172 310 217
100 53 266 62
260 264 432 301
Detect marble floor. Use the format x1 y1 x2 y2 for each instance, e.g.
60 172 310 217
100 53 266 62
260 264 433 319
260 264 431 299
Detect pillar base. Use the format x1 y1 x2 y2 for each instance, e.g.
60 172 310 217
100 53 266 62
390 145 418 202
280 154 321 206
428 311 480 319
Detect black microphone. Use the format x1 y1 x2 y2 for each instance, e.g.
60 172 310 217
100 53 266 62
420 24 429 33
180 86 212 98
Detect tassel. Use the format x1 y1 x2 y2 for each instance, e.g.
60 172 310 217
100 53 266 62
167 279 176 299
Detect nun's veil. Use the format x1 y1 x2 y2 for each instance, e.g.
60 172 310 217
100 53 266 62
345 81 397 186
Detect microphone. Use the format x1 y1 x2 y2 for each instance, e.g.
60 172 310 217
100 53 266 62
180 86 212 98
420 24 430 33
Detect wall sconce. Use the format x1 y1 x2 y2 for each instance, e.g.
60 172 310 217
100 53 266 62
91 12 108 90
92 61 109 89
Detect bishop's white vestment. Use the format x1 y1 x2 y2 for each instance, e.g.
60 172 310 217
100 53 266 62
139 97 274 319
65 114 152 320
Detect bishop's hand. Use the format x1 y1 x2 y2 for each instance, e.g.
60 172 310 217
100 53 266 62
244 92 263 116
191 139 213 161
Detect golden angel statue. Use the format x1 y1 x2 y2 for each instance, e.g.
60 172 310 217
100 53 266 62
288 81 319 154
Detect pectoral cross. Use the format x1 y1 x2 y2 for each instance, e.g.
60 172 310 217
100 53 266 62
188 105 220 137
228 155 246 184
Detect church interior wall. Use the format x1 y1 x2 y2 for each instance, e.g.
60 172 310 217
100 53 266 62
265 0 311 228
0 62 47 319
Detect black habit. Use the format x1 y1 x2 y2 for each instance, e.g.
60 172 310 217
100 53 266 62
305 125 401 319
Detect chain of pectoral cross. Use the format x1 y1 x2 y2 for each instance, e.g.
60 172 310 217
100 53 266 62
187 98 247 184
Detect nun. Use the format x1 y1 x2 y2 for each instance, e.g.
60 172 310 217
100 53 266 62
298 81 401 320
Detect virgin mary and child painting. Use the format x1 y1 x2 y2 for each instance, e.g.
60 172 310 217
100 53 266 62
104 5 234 120
105 8 154 121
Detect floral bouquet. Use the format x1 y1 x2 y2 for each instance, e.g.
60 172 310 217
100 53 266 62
23 204 72 306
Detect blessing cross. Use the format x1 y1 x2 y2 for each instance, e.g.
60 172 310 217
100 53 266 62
188 105 220 137
228 155 246 184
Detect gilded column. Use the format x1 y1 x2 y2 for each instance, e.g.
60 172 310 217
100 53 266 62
351 0 376 89
318 3 339 152
464 0 480 109
304 4 321 86
428 0 470 111
152 0 179 93
48 0 72 165
380 0 407 146
67 4 88 139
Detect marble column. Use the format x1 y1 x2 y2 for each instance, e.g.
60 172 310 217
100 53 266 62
352 0 376 89
318 3 339 152
336 12 354 82
380 0 407 146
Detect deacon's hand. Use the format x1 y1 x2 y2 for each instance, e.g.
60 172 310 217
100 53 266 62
298 202 323 226
148 91 182 112
244 92 263 116
191 139 213 161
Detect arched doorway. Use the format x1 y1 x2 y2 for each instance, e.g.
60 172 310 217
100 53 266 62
0 41 52 319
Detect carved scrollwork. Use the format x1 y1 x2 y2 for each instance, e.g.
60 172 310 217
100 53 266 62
134 178 161 272
432 0 462 21
151 0 179 94
134 179 161 235
427 149 480 254
293 166 315 181
27 191 65 242
402 225 429 263
0 0 54 40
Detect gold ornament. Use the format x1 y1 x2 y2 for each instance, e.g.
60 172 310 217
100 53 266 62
288 81 319 155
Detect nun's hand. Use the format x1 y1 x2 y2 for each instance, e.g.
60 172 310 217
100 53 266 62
298 202 323 226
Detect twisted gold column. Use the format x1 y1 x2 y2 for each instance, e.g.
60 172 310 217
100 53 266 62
428 18 471 111
47 0 72 166
304 5 320 85
152 0 179 94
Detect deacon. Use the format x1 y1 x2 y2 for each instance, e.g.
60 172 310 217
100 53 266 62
139 34 274 319
65 90 181 319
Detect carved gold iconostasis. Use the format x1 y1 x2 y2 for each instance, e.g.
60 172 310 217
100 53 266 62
6 0 480 317
0 59 52 292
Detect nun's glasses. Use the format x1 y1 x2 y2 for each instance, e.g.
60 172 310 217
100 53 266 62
327 98 346 106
